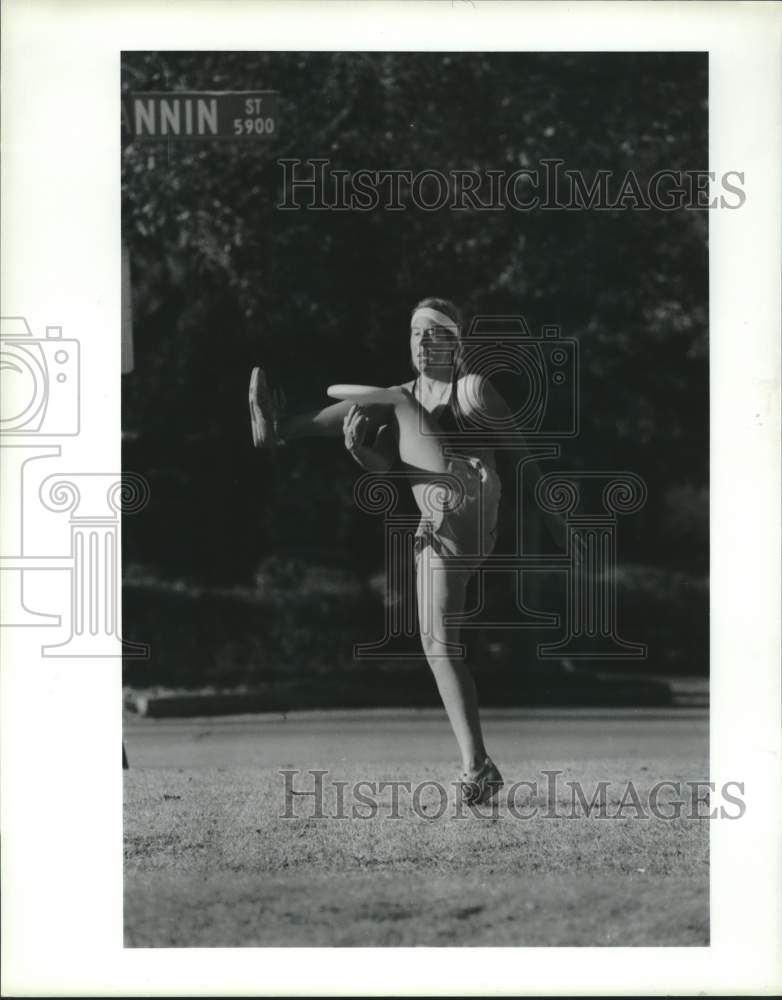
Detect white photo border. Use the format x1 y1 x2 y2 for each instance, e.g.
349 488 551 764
1 0 780 995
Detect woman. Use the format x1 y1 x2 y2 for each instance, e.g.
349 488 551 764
250 298 527 806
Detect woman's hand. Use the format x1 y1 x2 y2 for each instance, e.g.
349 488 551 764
343 404 370 453
343 404 394 472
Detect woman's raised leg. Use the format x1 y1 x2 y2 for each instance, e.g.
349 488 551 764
391 391 450 474
252 372 451 465
281 400 353 440
328 385 449 474
250 367 357 445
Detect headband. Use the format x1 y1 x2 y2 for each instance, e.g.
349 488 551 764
412 307 460 332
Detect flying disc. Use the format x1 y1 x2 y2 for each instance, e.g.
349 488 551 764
327 384 402 405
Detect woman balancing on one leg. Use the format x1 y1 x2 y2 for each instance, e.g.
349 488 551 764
250 298 547 805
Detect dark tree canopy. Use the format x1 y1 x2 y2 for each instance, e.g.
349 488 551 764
121 52 708 682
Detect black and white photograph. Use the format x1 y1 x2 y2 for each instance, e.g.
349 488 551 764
120 49 714 948
1 1 780 995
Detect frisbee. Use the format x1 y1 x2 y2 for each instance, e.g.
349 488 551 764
327 384 402 405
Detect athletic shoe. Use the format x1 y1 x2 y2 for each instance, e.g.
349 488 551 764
459 757 504 807
249 367 281 448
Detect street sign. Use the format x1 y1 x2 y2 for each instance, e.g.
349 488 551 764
121 91 278 141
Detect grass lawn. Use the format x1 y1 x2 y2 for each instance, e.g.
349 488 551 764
125 754 708 947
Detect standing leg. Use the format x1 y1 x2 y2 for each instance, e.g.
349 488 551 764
415 549 487 773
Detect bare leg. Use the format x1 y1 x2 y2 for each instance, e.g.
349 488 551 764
259 376 468 563
389 391 449 474
258 375 490 770
323 384 449 473
279 388 449 473
416 550 487 773
280 400 354 439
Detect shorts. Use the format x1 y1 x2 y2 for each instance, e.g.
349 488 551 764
413 455 501 575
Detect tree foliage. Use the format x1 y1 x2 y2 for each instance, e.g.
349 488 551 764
122 52 708 584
